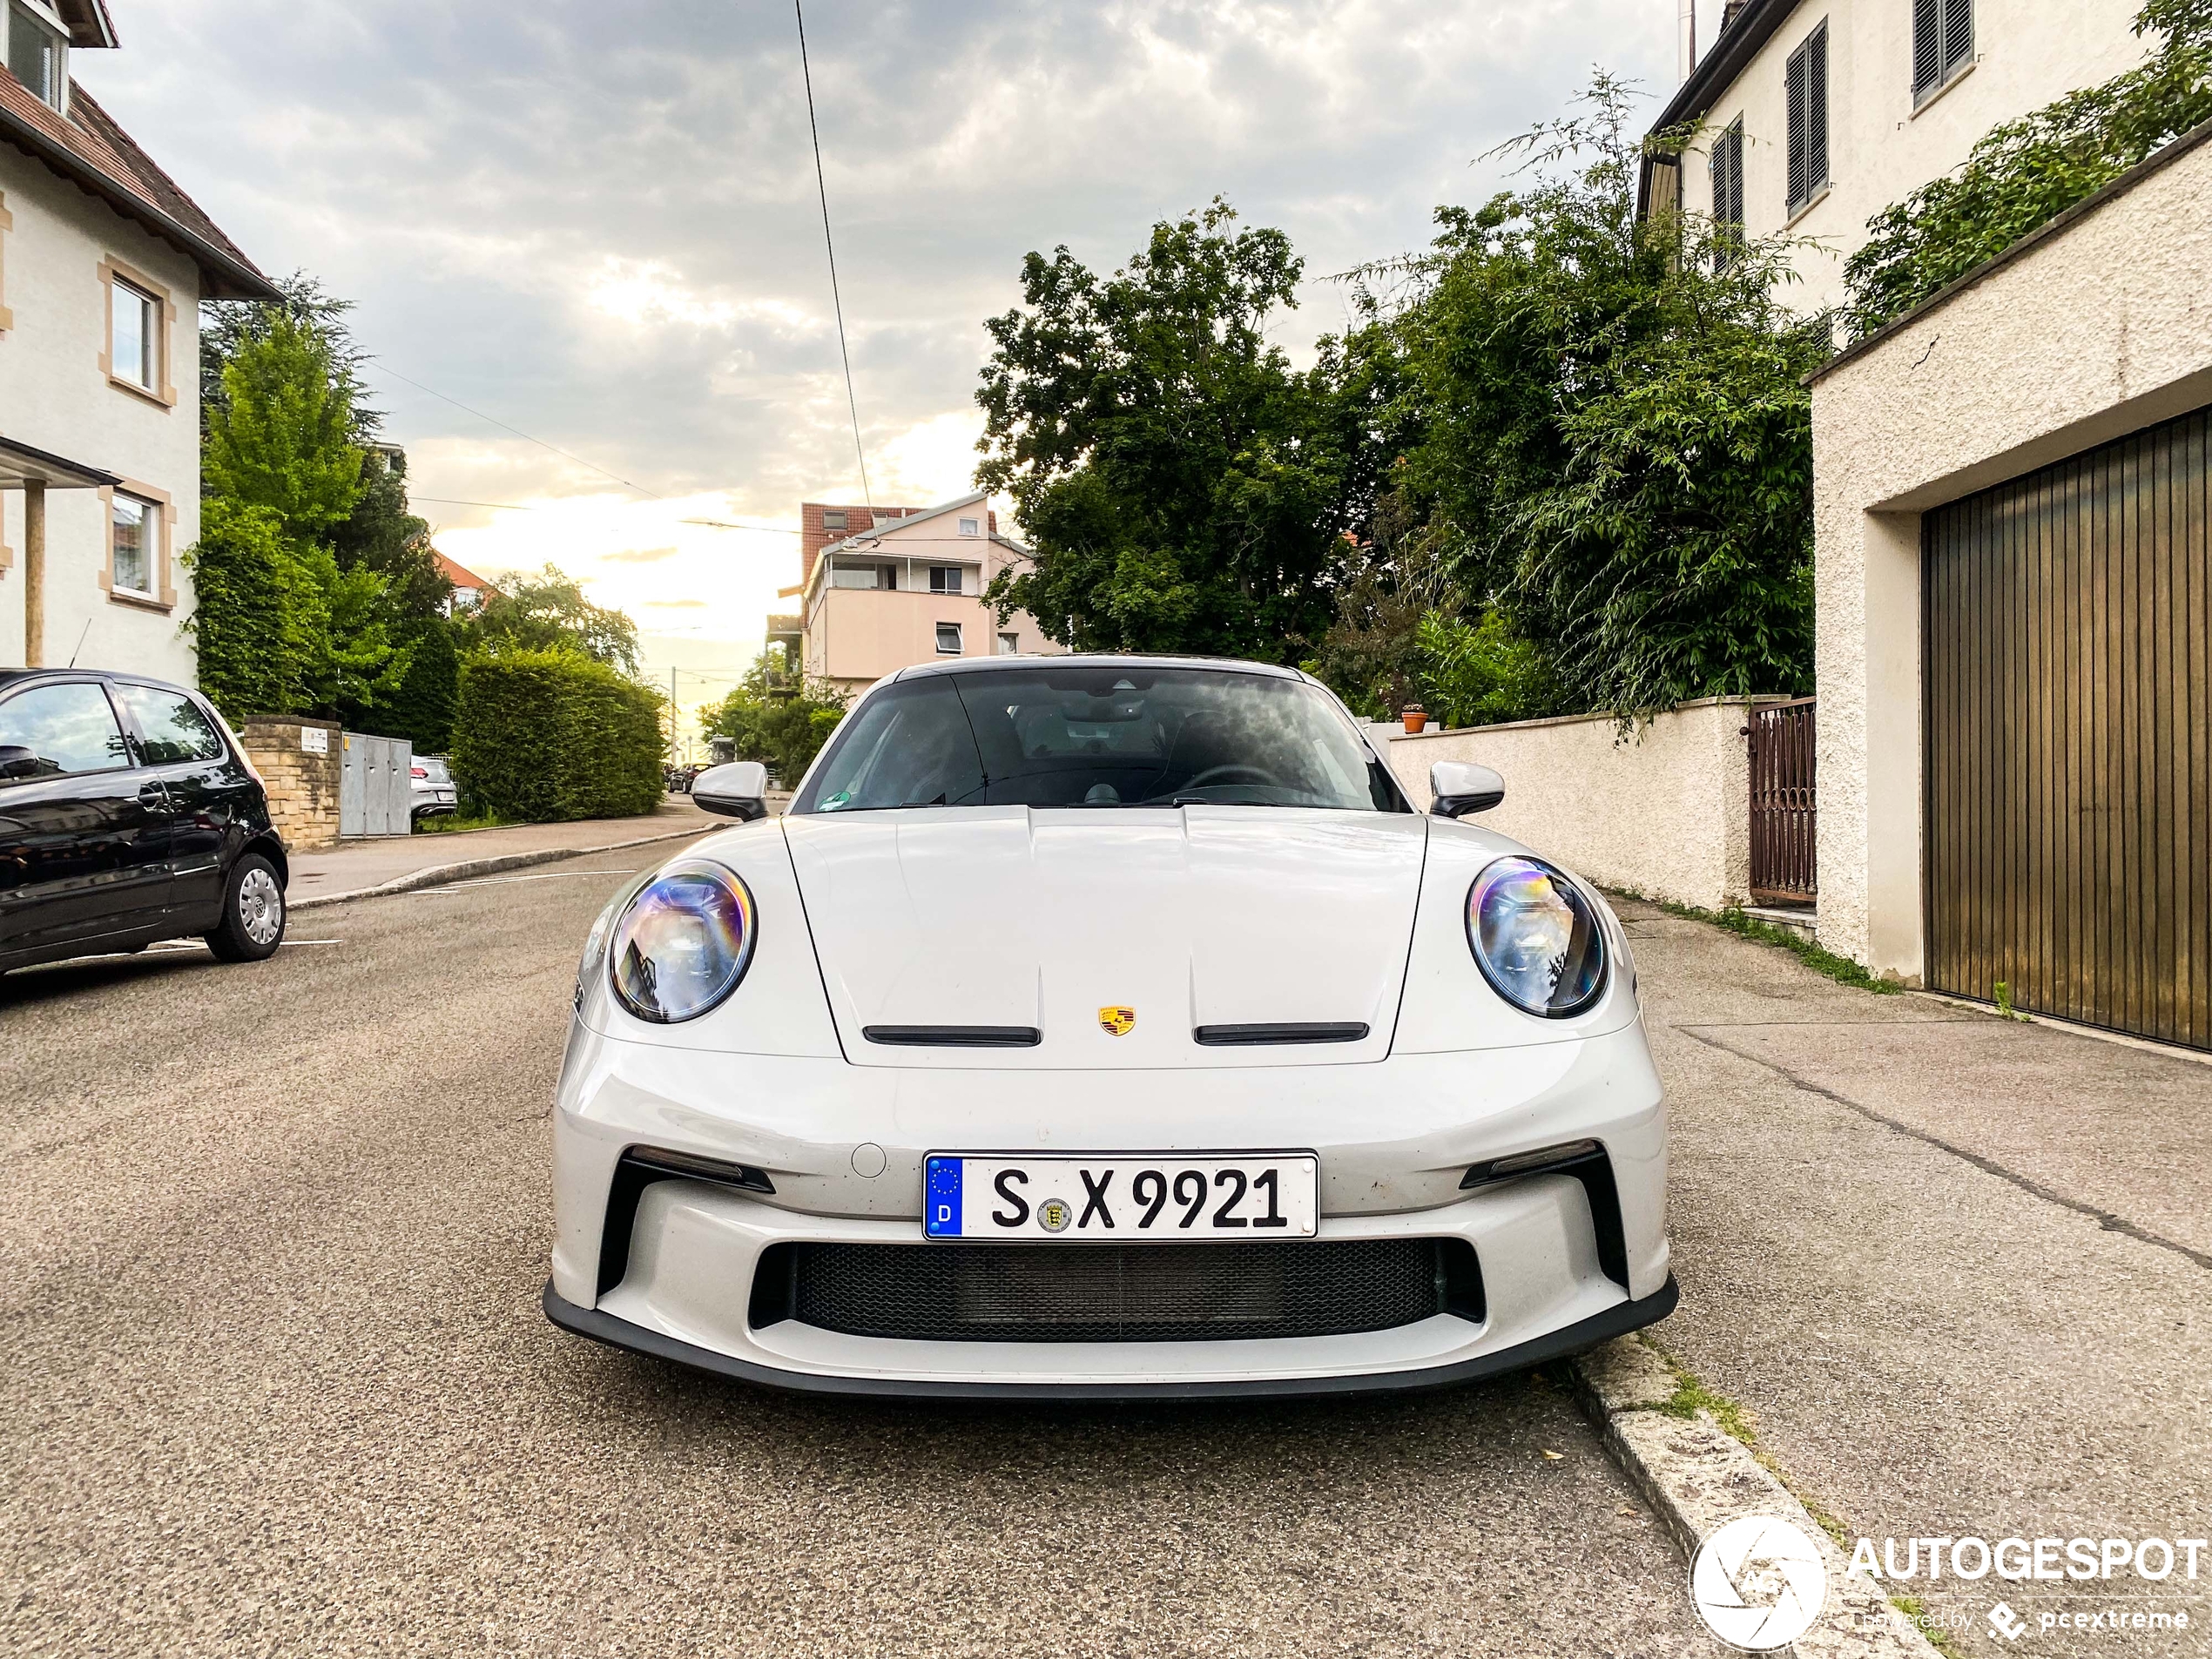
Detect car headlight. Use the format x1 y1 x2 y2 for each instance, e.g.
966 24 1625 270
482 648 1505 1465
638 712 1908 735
607 860 759 1022
1466 856 1608 1018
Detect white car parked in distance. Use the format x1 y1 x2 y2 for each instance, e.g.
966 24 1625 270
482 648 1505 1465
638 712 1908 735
410 754 457 821
545 655 1672 1398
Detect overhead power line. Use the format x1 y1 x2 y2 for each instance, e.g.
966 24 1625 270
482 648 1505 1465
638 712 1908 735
368 363 665 500
794 0 873 513
406 493 801 535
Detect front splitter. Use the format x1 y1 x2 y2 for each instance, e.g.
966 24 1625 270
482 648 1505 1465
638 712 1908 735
540 1275 1679 1402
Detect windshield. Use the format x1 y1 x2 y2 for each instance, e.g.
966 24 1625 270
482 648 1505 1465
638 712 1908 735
792 665 1406 813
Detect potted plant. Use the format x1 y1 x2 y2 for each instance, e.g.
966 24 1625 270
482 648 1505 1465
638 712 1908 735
1401 704 1429 734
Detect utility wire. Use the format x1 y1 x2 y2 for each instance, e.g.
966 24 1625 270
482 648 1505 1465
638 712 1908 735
368 363 666 500
794 0 873 513
407 493 801 535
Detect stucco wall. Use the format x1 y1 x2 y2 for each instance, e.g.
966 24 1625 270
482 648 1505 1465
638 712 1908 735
1387 699 1784 911
1810 125 2212 977
0 146 202 684
1676 0 2148 316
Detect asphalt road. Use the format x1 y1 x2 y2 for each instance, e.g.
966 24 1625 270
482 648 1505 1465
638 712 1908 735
0 860 1713 1659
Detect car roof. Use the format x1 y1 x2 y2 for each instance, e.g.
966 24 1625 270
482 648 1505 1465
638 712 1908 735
0 666 201 698
893 652 1305 683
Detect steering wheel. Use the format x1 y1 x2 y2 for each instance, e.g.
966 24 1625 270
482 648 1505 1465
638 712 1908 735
1172 763 1283 792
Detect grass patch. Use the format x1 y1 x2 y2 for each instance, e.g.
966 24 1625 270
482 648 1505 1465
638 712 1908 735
413 811 517 835
1612 887 1900 995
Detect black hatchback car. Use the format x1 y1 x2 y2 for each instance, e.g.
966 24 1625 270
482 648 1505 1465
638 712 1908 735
0 668 288 974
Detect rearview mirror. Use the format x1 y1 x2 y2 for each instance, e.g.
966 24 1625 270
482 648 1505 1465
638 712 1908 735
691 760 770 821
1430 760 1505 818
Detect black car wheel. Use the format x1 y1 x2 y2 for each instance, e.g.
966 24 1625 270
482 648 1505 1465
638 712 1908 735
205 853 287 962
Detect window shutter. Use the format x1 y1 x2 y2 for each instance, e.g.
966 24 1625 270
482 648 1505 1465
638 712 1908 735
1943 0 1973 78
1728 124 1744 232
1710 120 1744 266
1786 46 1808 209
1913 0 1939 94
1808 24 1829 194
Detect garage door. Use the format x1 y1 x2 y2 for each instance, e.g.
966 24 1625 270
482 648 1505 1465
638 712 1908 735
1925 405 2210 1050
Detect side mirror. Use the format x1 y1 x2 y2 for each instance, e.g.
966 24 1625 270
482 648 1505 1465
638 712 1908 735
1430 760 1505 818
691 760 770 821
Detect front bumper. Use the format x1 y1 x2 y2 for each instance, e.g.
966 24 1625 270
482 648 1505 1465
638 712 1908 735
548 1020 1671 1396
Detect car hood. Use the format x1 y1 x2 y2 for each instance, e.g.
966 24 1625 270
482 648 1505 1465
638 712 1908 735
780 807 1430 1069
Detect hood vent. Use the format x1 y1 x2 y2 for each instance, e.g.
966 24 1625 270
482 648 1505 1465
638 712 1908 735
863 1025 1042 1048
1192 1022 1370 1047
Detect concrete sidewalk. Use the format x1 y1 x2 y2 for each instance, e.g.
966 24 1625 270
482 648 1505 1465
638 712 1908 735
1627 895 2212 1655
285 796 720 905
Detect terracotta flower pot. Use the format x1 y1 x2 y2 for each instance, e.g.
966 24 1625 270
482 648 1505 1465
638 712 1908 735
1401 708 1428 734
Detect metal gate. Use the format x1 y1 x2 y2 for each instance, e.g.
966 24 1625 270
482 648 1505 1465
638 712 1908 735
340 732 414 838
1924 404 2210 1050
1747 698 1817 902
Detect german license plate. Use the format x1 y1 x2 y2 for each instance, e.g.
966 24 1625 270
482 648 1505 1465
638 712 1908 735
923 1153 1318 1241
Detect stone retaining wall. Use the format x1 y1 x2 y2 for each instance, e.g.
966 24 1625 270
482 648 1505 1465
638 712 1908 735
241 718 342 852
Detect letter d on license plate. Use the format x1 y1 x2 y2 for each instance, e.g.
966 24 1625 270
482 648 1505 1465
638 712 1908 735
923 1153 1318 1241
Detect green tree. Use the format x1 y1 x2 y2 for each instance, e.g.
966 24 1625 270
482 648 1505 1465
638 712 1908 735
464 564 641 674
701 654 848 786
204 309 368 538
182 498 324 721
1843 0 2212 340
192 273 411 721
1366 76 1827 717
975 200 1397 660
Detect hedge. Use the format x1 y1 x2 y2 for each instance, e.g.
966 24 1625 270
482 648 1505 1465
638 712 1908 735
449 649 665 822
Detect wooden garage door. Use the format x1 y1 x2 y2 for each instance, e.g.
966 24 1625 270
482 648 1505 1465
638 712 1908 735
1925 405 2211 1050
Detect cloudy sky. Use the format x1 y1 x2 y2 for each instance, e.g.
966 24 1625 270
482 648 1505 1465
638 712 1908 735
76 0 1672 725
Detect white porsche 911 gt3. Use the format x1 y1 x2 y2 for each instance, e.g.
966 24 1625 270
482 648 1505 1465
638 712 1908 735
544 655 1674 1398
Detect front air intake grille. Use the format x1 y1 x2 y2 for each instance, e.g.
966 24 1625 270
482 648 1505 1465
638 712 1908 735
750 1238 1483 1343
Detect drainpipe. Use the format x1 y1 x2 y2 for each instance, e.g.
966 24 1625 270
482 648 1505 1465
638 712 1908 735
1679 0 1696 83
23 481 44 667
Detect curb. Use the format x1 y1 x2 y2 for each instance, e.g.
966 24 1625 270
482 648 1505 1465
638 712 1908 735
1568 1338 1946 1658
291 824 714 911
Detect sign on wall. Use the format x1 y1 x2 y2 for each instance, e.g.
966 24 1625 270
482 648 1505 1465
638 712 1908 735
300 726 328 754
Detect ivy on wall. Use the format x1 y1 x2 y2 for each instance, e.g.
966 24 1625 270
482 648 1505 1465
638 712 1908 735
1842 0 2212 340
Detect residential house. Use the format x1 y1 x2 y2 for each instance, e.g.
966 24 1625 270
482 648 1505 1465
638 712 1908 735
434 551 495 614
1640 0 2212 1053
784 491 1062 697
1642 0 2154 314
0 0 280 678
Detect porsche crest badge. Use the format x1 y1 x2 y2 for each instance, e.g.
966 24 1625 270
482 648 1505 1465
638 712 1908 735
1098 1007 1136 1037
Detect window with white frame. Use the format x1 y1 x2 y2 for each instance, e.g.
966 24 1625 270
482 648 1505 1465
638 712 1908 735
1709 118 1745 266
934 623 962 655
111 495 158 597
8 3 64 111
997 632 1018 656
831 560 893 590
1913 0 1973 103
1786 22 1830 213
110 276 158 392
958 516 980 536
928 565 962 595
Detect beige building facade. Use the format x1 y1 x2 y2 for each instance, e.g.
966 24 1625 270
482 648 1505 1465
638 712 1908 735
0 0 277 680
789 491 1061 697
1644 0 2152 315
